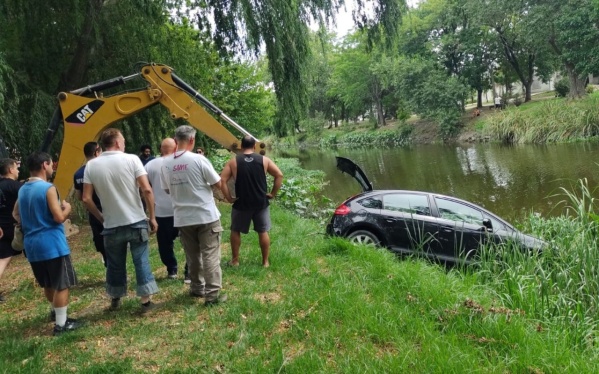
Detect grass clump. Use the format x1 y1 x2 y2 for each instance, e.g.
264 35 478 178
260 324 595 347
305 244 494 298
473 178 599 349
483 92 599 143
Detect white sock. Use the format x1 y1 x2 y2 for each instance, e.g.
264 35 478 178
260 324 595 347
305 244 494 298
54 306 67 327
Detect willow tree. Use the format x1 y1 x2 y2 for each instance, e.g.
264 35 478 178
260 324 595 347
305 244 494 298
185 0 405 136
0 0 274 156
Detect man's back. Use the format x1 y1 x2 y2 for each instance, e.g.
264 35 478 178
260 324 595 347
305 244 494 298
145 157 173 218
84 151 147 229
161 152 220 227
233 153 268 211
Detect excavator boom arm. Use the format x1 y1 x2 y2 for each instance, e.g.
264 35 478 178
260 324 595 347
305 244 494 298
47 63 260 198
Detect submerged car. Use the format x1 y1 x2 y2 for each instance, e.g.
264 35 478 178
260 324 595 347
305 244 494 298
326 157 545 264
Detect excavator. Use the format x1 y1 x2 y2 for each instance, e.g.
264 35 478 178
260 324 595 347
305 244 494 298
1 62 264 199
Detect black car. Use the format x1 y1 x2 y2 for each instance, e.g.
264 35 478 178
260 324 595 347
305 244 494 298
326 157 545 264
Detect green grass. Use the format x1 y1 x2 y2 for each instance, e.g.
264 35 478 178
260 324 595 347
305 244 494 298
481 92 599 143
2 199 599 373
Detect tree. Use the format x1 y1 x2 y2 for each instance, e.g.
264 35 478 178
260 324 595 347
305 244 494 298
529 0 599 98
0 1 276 159
394 57 469 138
329 32 388 128
410 0 494 108
469 0 553 102
189 0 405 135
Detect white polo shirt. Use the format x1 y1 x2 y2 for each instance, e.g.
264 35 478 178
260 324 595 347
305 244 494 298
145 157 174 218
161 150 221 227
83 151 148 229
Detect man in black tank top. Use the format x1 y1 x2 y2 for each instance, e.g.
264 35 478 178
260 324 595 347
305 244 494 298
221 136 283 267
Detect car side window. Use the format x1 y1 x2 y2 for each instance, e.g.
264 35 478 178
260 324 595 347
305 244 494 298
357 196 382 209
382 193 431 216
435 198 483 225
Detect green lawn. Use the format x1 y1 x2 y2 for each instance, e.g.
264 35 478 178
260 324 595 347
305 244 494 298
1 203 597 373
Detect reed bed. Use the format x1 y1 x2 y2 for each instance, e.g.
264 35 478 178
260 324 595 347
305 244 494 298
473 178 599 348
483 93 599 143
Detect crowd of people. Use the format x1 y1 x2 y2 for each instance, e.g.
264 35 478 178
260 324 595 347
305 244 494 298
0 125 283 336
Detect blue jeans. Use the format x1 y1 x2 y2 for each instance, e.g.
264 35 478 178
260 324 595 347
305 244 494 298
103 220 159 298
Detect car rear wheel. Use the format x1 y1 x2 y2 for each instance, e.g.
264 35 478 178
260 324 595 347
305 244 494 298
347 230 381 248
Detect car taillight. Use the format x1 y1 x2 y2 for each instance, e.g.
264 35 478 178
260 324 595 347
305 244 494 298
334 204 351 215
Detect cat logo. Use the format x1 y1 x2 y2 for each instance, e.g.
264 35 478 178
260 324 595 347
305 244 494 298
65 100 105 125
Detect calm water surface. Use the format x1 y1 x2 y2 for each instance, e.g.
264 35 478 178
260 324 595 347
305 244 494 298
274 142 599 222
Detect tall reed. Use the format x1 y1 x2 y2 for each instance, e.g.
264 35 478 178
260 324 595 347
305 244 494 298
474 178 599 348
483 93 599 143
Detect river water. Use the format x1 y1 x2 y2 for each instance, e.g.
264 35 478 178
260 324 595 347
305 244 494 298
274 142 599 222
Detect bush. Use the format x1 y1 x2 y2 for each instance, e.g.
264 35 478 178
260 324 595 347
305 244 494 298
555 77 570 97
300 113 326 137
586 85 595 95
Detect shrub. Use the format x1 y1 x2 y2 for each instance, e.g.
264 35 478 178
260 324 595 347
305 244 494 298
555 77 570 97
586 85 595 95
300 113 326 137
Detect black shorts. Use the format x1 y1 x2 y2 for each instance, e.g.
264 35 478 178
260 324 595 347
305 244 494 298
30 255 78 290
231 207 271 234
0 239 21 259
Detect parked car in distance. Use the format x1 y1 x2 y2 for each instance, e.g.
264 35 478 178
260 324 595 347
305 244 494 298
326 157 546 264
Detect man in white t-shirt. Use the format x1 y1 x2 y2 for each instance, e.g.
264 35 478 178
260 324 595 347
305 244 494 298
82 128 159 314
161 125 226 306
145 138 186 280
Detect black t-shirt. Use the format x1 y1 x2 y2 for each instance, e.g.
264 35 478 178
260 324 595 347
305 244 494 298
0 177 22 229
233 153 269 211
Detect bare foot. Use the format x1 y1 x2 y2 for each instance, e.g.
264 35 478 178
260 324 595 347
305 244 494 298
262 262 270 268
227 261 239 267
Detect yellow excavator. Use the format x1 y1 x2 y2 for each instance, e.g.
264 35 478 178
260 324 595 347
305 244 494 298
38 62 263 199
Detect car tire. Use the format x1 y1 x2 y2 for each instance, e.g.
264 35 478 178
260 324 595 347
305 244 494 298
347 230 381 248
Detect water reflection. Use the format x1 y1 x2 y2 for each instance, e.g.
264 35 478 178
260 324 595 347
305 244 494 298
273 142 599 221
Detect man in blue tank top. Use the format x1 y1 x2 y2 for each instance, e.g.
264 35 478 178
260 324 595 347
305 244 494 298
14 152 80 336
220 136 283 267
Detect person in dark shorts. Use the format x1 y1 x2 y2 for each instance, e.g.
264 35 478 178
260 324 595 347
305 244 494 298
0 158 22 302
73 142 106 267
14 152 81 335
220 136 283 267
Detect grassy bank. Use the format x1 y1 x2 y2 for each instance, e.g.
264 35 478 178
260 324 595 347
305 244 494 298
270 91 599 147
2 200 599 372
481 92 599 143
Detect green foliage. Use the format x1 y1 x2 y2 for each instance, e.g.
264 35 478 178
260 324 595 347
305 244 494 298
393 57 468 137
435 108 463 139
483 94 599 143
273 158 334 221
0 2 276 161
474 178 599 348
319 127 413 148
555 77 570 97
586 85 595 95
300 112 326 137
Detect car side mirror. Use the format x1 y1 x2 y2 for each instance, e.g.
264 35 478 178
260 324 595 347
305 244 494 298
482 218 493 232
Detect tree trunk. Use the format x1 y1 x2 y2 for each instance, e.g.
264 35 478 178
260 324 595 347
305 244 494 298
524 81 532 102
565 63 587 98
57 0 105 92
372 81 384 128
477 89 483 108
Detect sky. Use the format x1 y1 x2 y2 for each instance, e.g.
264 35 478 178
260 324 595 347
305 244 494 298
333 0 422 36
